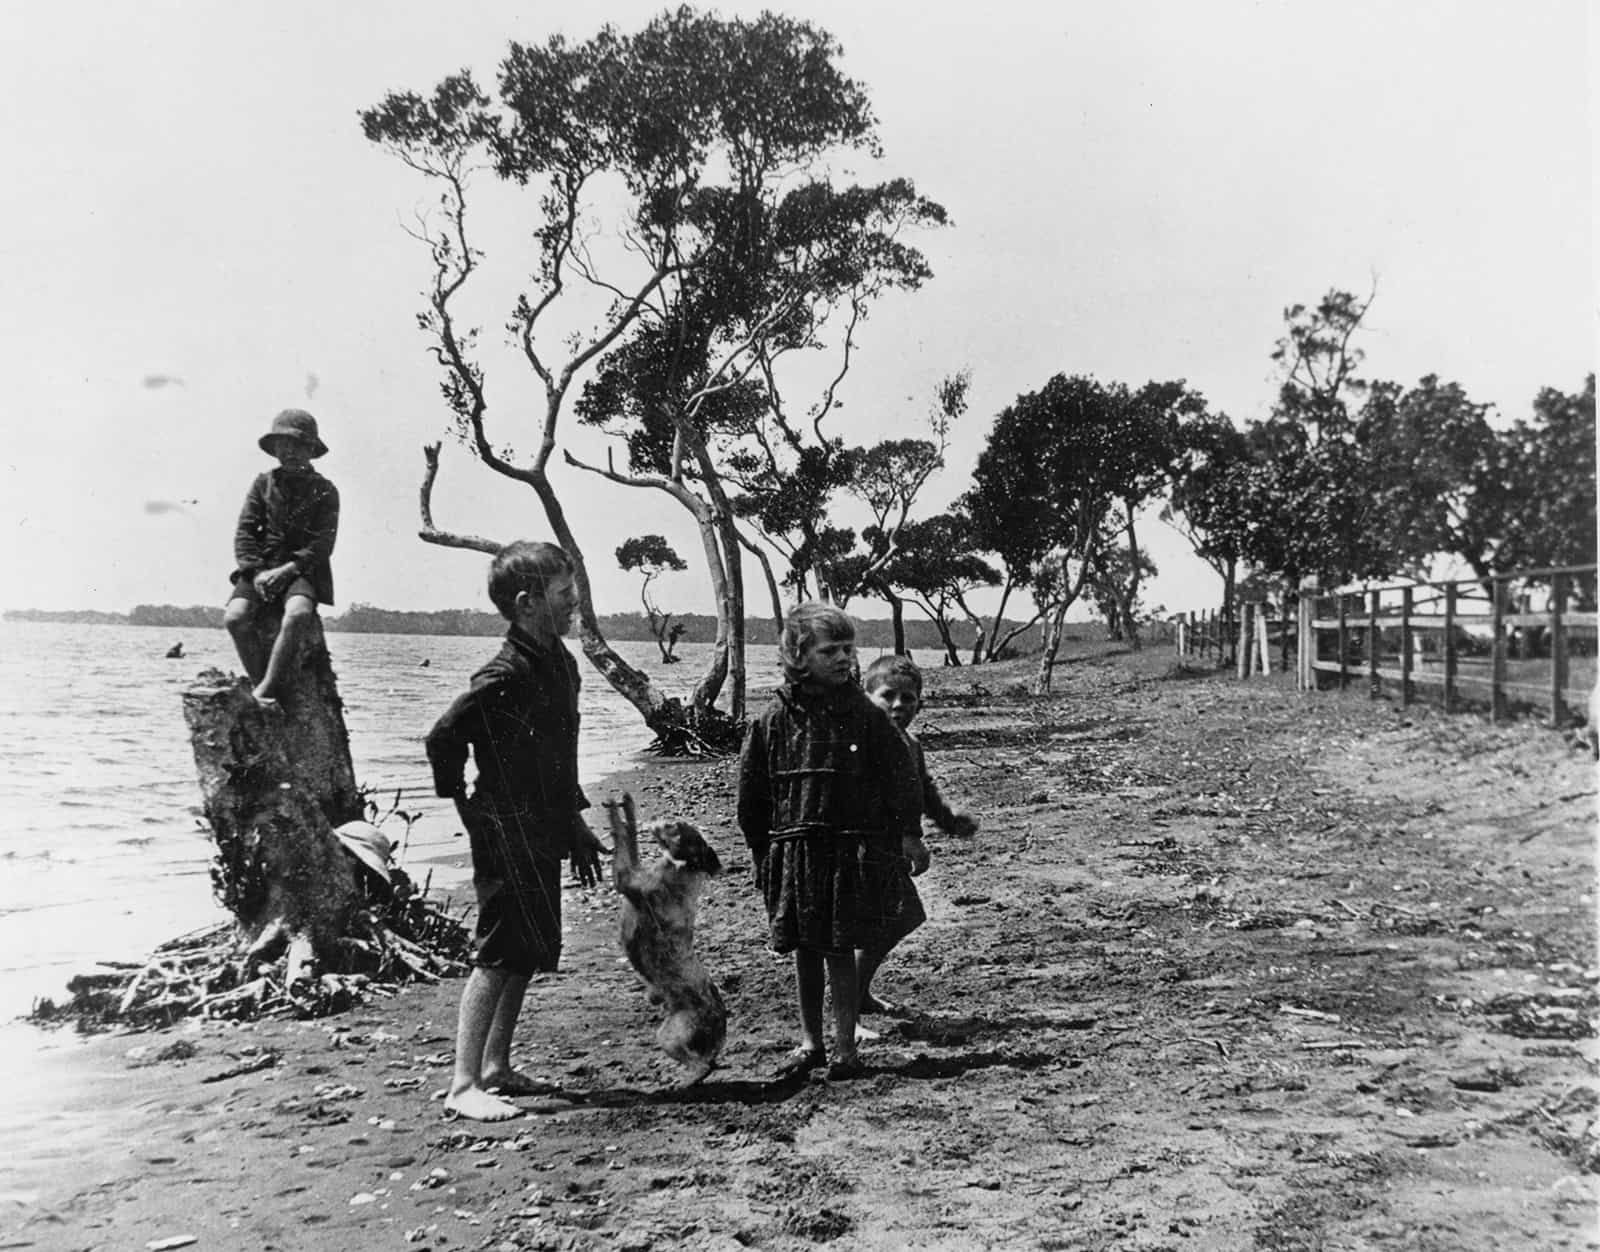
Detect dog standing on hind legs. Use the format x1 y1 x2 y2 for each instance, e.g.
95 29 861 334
605 793 728 1085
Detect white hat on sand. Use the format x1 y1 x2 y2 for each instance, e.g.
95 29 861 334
335 820 393 885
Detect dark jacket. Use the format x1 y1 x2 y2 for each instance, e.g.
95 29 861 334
425 626 589 825
907 730 961 832
232 466 340 604
736 680 921 862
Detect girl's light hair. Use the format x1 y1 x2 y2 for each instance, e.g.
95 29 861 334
488 540 574 619
778 601 856 682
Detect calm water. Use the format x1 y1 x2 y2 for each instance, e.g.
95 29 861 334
0 621 777 1018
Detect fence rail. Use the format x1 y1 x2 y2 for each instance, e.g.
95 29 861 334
1174 563 1598 729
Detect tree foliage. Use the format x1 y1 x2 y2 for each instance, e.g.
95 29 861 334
873 511 998 665
617 535 688 663
965 373 1195 672
362 8 938 733
1479 375 1597 576
1165 287 1593 627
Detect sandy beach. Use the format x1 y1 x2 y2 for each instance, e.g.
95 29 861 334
5 645 1596 1251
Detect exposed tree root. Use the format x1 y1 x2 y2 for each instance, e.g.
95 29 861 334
28 871 472 1033
646 700 743 758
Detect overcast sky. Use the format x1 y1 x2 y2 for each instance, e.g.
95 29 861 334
1 1 1592 622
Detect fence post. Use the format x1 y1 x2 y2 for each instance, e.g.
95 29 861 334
1443 582 1458 713
1367 589 1381 699
1256 608 1270 675
1237 602 1252 679
1337 594 1350 690
1491 579 1507 723
1400 585 1414 708
1551 573 1569 727
1297 580 1316 690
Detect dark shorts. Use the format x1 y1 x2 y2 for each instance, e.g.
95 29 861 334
464 802 565 977
228 574 318 607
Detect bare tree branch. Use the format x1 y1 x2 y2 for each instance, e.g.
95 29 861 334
418 442 503 553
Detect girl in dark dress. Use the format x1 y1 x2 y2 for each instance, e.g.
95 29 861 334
737 603 923 1080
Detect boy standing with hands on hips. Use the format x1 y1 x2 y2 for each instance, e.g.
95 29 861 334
426 541 606 1122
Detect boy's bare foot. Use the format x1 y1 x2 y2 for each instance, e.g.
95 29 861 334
859 992 901 1016
482 1068 559 1097
827 1053 866 1081
442 1086 522 1121
855 1022 881 1042
250 689 283 713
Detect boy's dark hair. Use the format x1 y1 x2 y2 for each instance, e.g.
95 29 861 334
778 601 856 682
862 653 923 697
488 541 575 619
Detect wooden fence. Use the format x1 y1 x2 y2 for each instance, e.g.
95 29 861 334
1297 565 1598 726
1173 563 1598 728
1174 603 1291 677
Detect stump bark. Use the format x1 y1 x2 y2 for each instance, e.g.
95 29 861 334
182 612 364 983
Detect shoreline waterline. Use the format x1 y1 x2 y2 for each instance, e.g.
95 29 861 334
0 621 771 1023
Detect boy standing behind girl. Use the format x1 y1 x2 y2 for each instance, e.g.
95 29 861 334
858 653 978 1016
737 603 934 1080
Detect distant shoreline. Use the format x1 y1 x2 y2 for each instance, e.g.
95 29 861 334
1 606 1024 651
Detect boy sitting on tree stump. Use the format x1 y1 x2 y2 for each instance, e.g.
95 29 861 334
224 409 340 709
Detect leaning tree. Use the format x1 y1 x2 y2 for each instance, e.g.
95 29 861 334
361 8 939 732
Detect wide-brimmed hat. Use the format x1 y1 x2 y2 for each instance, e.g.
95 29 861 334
334 820 393 885
258 408 328 458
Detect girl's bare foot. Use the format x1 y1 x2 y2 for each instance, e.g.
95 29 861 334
250 689 282 713
773 1045 826 1080
859 992 900 1016
443 1086 522 1121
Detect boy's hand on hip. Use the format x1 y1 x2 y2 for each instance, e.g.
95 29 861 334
569 818 605 888
903 834 931 877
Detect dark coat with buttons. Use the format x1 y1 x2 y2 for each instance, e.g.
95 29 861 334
736 680 921 861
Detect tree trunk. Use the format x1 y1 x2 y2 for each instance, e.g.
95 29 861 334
938 623 961 666
1121 503 1144 651
182 613 362 984
1033 601 1070 694
711 508 748 722
684 496 731 714
983 577 1016 661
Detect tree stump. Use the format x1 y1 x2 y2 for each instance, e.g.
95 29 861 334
182 612 364 984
